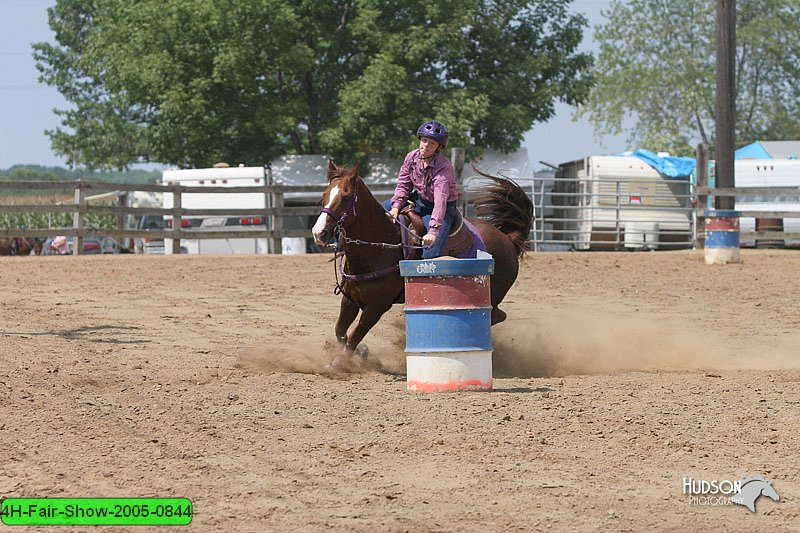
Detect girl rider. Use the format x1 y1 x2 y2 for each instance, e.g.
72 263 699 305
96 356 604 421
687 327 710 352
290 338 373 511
384 120 458 259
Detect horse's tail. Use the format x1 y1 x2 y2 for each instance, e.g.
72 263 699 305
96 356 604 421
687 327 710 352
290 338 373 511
471 166 534 259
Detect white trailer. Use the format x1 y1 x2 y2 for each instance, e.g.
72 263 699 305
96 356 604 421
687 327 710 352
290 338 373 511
161 166 270 255
553 155 694 250
734 159 800 247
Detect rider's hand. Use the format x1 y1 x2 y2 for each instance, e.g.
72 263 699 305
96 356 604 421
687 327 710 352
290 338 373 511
422 234 436 248
387 207 399 223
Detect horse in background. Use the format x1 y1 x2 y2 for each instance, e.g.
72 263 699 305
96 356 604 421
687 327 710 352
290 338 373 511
312 160 533 367
0 237 44 256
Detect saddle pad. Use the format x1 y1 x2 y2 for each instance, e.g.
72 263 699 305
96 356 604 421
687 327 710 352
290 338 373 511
443 218 486 259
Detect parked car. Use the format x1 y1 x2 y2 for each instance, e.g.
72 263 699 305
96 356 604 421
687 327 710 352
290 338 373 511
135 215 167 254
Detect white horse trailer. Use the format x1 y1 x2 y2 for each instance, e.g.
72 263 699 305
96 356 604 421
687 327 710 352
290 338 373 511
162 166 270 255
553 156 694 250
734 159 800 247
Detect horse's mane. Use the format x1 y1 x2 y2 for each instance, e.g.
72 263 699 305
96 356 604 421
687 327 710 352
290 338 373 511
470 165 534 258
739 476 768 487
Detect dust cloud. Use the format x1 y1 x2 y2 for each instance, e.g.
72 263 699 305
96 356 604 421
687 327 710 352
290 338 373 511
493 312 800 378
237 313 407 376
238 310 799 379
237 337 339 375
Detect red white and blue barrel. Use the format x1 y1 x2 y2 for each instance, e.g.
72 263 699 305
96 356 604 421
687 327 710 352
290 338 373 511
399 258 494 392
705 210 741 265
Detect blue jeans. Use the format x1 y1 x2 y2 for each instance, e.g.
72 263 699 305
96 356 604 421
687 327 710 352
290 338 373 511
382 191 456 259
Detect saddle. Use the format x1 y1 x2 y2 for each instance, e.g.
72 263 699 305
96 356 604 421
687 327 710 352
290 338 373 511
399 204 476 258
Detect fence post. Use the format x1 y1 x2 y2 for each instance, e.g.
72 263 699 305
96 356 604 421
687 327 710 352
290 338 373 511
451 147 465 182
695 143 709 249
171 184 182 254
614 181 622 250
263 165 272 253
451 147 467 215
271 190 284 254
73 180 85 255
535 180 545 252
117 192 128 250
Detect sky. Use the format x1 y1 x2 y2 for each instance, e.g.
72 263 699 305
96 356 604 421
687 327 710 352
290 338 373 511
0 0 627 171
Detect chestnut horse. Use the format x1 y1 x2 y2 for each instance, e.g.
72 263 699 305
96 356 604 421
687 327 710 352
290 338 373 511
0 237 43 256
312 160 533 367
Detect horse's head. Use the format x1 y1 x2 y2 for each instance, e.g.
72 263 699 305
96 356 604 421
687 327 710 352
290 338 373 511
760 480 780 502
733 476 781 512
312 160 361 246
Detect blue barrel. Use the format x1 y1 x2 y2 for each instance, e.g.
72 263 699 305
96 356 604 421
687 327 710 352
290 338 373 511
705 209 740 265
399 258 494 392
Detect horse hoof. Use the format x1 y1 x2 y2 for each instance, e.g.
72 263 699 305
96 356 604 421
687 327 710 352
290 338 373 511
356 344 369 361
327 355 345 370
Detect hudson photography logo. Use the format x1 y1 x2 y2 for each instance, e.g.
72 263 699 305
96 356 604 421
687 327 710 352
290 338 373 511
683 475 780 512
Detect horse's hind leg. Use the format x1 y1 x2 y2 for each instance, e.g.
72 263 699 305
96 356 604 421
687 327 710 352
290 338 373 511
489 278 510 325
335 296 360 345
491 306 507 325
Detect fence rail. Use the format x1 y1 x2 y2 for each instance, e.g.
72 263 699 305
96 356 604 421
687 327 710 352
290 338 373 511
0 179 346 254
520 176 696 251
0 179 326 194
3 178 800 254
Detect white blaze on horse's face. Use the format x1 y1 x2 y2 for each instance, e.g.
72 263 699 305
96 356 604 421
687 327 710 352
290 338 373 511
312 184 339 245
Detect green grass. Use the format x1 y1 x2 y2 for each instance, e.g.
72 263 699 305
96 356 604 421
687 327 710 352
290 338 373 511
0 212 116 230
0 195 116 230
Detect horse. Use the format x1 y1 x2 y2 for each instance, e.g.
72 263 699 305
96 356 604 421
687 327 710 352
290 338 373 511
0 237 44 256
312 160 533 367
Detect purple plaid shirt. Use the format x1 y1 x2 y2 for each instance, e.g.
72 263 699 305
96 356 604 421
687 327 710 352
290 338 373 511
390 150 458 237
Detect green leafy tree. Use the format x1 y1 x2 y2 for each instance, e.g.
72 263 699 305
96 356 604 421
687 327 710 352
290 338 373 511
34 0 592 169
0 165 160 183
579 0 800 156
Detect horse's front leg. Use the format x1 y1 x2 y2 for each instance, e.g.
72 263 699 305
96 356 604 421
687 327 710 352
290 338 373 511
345 304 390 354
330 302 391 368
335 295 360 346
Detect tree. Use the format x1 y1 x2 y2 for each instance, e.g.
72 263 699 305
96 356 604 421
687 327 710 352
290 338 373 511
34 0 592 169
579 0 800 156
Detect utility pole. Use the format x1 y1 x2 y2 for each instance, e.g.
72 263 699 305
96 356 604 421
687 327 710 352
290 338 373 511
715 0 736 209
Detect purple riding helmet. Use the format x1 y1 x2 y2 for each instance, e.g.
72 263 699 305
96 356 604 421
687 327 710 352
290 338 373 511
416 120 448 146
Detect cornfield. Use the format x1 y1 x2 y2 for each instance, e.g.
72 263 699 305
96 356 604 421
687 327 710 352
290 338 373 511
0 194 117 230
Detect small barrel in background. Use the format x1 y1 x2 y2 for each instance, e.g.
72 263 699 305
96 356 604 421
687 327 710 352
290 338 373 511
399 258 494 392
281 237 307 255
704 210 741 265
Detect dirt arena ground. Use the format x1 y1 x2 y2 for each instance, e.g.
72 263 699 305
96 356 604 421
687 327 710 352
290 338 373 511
1 249 798 532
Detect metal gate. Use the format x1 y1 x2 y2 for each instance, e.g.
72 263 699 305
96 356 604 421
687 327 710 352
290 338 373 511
462 173 695 252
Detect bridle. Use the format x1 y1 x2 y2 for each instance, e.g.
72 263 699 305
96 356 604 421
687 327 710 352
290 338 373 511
319 180 422 251
320 183 358 226
318 180 422 300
